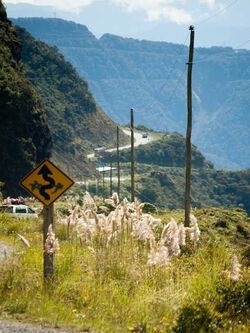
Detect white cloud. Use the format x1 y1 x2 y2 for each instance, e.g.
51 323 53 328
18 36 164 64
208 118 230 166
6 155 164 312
111 0 175 12
6 0 224 24
6 0 94 11
112 0 192 24
148 7 192 25
199 0 216 8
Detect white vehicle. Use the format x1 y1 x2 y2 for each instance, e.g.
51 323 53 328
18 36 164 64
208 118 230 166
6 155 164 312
0 205 38 218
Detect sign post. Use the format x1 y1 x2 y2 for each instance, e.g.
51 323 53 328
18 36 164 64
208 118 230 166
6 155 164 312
43 204 54 279
21 159 74 281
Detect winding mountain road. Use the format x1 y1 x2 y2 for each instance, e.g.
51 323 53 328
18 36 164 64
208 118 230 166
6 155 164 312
87 128 156 159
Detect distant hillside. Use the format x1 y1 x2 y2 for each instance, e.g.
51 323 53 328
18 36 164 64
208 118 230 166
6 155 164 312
104 133 212 169
16 27 128 178
12 17 250 170
135 167 250 214
87 129 249 214
0 3 51 196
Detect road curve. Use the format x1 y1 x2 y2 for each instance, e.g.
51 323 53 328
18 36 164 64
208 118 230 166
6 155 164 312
106 129 151 152
86 129 158 159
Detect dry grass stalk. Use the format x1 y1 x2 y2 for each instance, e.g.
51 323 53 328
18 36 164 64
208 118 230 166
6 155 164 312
226 255 241 282
44 224 60 254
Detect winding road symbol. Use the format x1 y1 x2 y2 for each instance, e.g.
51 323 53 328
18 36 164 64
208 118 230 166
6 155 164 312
38 165 56 201
21 159 74 206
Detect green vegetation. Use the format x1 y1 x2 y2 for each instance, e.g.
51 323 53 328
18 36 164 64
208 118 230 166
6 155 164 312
134 167 250 214
12 17 250 169
104 133 212 168
16 27 128 178
0 1 51 196
94 131 249 215
0 201 249 332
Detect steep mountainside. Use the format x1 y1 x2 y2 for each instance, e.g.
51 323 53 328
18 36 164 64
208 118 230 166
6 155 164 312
15 27 128 178
0 3 51 196
12 18 250 170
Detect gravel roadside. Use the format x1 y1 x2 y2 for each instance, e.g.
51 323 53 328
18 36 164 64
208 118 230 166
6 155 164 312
0 241 13 259
0 320 84 333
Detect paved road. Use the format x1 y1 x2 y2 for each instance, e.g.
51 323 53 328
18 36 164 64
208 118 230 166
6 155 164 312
0 320 85 333
87 129 155 159
106 129 153 152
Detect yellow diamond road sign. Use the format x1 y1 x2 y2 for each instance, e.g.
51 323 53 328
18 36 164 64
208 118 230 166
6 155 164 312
21 159 74 206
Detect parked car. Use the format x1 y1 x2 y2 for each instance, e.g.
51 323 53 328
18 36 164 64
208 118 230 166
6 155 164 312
0 205 38 218
142 133 148 139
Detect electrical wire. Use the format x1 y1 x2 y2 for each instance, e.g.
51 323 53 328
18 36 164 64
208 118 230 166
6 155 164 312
192 38 250 64
133 31 190 133
195 0 241 26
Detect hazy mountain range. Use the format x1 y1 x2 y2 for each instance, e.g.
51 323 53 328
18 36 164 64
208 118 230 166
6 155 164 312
6 1 250 50
12 17 250 170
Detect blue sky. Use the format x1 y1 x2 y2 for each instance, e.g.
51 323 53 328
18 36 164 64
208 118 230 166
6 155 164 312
5 0 250 48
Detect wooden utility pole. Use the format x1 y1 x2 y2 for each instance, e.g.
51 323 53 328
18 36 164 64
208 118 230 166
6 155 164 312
102 166 105 200
184 25 195 227
117 126 120 198
96 178 99 196
131 108 135 202
110 159 113 197
43 204 54 280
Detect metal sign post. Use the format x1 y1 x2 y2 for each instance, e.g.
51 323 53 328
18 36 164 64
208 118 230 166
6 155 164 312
21 159 74 281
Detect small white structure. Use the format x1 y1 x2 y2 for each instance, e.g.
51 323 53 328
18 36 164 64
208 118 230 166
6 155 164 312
96 166 117 173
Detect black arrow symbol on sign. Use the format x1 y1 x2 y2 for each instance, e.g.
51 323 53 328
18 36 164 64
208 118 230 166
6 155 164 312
38 165 55 201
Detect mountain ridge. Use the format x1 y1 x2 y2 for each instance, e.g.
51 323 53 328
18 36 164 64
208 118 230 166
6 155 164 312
12 17 250 170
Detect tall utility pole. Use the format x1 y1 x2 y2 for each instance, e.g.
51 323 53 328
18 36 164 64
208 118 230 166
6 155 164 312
184 25 195 227
102 166 105 200
110 158 113 197
131 108 135 202
117 126 120 198
96 178 99 196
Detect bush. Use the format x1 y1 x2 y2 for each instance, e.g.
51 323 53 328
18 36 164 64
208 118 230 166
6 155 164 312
142 202 157 214
174 302 221 333
216 278 250 319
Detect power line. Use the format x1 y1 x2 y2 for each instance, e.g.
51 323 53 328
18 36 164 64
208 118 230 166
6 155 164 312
134 189 166 209
157 32 189 95
196 0 241 26
192 38 250 64
134 31 190 133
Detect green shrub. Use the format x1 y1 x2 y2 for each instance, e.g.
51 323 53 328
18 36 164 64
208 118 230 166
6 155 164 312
216 278 250 319
174 302 221 333
142 202 157 214
242 246 250 266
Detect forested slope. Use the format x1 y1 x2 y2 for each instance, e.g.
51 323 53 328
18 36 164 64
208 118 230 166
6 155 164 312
0 2 51 196
15 27 128 178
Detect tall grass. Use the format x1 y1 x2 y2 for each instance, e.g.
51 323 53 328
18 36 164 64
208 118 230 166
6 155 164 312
0 196 249 332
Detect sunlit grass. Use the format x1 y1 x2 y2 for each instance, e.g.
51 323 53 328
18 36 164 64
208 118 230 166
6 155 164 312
0 206 249 332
